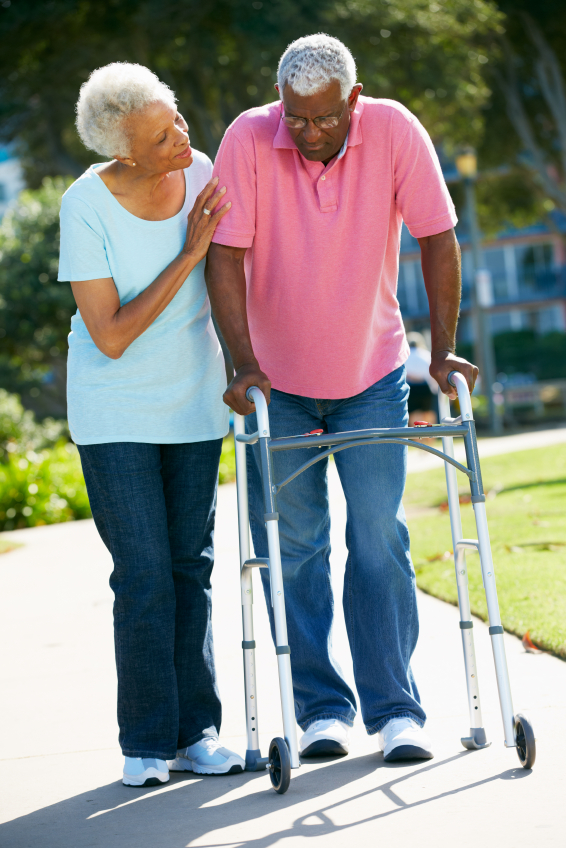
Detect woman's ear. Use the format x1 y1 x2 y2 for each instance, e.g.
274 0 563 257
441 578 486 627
114 155 136 167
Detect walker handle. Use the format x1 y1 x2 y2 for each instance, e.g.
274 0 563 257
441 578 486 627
246 386 270 436
447 371 474 421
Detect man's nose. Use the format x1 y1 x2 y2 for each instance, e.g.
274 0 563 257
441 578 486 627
302 120 322 143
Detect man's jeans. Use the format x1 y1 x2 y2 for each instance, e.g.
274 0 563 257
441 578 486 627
78 440 223 759
246 365 425 734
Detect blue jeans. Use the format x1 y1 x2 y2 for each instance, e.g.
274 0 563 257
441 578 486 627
78 440 223 759
246 366 425 734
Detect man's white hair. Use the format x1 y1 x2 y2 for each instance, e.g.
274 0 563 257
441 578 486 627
76 63 177 158
277 34 357 100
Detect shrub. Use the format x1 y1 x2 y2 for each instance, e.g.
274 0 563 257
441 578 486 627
0 177 75 417
0 443 91 531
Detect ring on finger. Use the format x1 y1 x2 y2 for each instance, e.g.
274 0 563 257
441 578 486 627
203 208 211 216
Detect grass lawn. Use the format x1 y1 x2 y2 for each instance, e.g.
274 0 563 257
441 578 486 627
405 442 566 659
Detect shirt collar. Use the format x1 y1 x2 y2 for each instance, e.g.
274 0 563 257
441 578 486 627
273 96 364 152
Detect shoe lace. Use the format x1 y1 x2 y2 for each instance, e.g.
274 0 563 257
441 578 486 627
200 736 222 753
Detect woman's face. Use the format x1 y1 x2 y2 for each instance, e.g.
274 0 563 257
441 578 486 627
123 100 193 173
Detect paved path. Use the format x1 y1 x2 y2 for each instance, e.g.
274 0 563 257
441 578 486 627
1 452 565 846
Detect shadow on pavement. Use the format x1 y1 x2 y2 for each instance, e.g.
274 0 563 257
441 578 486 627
0 751 532 848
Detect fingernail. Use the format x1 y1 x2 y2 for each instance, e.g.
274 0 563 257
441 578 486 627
213 176 219 183
220 186 226 191
226 201 231 207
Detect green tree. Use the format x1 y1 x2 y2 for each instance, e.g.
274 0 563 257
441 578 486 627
0 177 74 417
0 0 502 185
473 0 566 236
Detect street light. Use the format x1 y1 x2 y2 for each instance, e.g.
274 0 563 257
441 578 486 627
455 148 501 434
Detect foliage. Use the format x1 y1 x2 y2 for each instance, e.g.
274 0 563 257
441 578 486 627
219 434 236 485
405 443 566 658
457 330 566 381
475 0 566 233
0 442 91 532
0 388 67 461
0 177 74 417
0 388 84 531
0 0 502 185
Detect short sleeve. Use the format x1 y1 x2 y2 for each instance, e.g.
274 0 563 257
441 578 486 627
211 127 256 249
394 117 457 239
58 196 112 281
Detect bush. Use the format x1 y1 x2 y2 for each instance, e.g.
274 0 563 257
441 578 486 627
0 177 75 418
0 443 91 531
0 388 67 460
0 388 89 530
458 330 566 382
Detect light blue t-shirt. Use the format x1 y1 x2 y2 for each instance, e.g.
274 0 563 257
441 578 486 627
58 153 229 445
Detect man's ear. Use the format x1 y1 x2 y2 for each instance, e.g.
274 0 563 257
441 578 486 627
348 83 363 112
274 83 281 98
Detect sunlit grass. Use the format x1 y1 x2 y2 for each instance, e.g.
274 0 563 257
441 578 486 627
405 443 566 658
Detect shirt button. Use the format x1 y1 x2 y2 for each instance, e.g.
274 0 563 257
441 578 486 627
321 176 326 181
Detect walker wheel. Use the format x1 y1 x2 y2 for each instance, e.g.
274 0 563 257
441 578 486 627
514 713 536 769
268 737 291 794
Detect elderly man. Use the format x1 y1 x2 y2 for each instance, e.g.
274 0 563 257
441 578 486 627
207 34 477 762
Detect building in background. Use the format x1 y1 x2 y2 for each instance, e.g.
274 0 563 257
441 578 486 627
399 216 566 343
0 145 24 219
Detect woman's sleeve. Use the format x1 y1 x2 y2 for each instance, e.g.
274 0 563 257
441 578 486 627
57 196 113 282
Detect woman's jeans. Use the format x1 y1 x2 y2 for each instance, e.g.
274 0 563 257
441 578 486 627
78 439 223 759
246 365 425 735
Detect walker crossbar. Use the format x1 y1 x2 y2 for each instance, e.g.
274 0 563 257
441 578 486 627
234 371 535 793
270 437 475 493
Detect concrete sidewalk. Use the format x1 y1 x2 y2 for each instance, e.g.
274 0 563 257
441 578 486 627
1 466 565 847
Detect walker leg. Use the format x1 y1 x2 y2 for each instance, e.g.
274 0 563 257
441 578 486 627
473 500 516 747
234 413 268 771
439 390 490 750
265 518 300 769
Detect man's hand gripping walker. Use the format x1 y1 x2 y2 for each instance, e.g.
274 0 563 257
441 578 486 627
233 371 536 795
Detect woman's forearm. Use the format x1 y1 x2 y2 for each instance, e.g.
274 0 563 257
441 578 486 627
72 250 199 359
108 250 200 356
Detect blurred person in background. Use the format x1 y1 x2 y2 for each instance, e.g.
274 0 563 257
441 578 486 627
207 34 478 764
405 331 439 426
58 62 244 787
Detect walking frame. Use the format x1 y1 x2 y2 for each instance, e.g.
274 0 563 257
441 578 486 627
233 371 536 794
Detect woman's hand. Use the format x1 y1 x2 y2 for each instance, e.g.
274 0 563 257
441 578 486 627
182 177 231 264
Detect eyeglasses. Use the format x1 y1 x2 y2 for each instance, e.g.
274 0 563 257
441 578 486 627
281 104 346 130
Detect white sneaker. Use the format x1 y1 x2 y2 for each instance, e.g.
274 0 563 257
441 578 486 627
377 717 433 762
299 718 350 757
122 757 169 787
167 737 245 775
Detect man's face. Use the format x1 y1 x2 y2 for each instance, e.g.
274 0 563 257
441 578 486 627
278 79 362 164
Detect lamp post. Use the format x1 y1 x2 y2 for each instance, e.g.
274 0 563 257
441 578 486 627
455 148 501 434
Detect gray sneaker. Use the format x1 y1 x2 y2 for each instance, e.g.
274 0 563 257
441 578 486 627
167 737 245 775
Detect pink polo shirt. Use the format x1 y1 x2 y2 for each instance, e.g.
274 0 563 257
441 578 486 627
212 96 457 399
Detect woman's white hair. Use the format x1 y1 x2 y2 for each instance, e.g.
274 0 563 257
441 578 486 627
76 62 177 158
277 34 357 100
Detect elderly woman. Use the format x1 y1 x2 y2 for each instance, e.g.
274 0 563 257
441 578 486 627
58 62 244 787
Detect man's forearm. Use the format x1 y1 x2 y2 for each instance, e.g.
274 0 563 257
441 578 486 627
206 242 271 413
205 243 256 369
418 228 461 353
418 227 478 396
